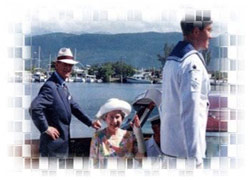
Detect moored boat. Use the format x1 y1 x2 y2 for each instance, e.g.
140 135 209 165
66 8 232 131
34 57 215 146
126 73 152 84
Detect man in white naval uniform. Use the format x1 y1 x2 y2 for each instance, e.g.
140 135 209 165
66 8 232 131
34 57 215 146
161 11 212 167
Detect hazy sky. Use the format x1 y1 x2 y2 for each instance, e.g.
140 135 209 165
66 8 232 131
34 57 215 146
2 0 245 36
27 1 184 35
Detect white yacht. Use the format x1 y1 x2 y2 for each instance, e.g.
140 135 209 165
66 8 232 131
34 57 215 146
32 69 47 82
85 74 96 83
126 72 152 84
73 76 85 83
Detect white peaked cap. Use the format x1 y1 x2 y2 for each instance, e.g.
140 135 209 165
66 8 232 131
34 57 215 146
96 98 132 119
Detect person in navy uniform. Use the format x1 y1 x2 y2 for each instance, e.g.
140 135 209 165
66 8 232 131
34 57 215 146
161 10 212 167
29 48 101 157
145 116 163 157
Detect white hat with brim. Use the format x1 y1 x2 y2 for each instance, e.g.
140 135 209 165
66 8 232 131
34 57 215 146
56 47 78 65
96 98 132 120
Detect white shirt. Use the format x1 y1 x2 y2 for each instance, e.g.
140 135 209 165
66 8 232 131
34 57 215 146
145 136 162 157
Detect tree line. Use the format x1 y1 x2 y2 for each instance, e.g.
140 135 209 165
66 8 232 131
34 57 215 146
29 42 214 82
88 61 135 82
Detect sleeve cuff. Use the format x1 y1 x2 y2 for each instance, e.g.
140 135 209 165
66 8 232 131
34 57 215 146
40 125 49 134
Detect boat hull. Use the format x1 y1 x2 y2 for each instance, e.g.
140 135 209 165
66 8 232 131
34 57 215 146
126 77 152 84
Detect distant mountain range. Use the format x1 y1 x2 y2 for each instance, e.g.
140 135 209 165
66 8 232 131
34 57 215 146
29 32 183 69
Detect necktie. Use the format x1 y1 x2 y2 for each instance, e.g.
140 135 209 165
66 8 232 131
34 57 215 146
62 83 70 100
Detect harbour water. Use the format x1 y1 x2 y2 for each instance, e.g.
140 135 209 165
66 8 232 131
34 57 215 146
29 82 229 157
30 83 162 139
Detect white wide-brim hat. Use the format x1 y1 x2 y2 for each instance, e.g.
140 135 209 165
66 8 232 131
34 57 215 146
96 98 132 120
56 47 78 65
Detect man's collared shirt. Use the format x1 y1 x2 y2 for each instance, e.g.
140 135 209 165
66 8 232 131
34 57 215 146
54 72 65 86
145 137 162 157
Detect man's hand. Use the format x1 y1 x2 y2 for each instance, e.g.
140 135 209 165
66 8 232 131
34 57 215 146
92 120 102 130
45 126 60 140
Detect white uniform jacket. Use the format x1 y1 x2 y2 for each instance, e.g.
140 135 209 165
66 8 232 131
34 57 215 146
160 41 210 165
145 137 163 157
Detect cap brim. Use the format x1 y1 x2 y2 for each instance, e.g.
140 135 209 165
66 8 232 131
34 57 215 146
57 59 78 65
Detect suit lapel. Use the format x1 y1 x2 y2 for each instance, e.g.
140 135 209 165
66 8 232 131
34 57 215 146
49 73 71 115
57 85 71 115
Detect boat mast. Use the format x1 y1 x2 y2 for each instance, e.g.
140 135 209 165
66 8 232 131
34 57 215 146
38 46 41 69
74 48 77 60
48 54 51 72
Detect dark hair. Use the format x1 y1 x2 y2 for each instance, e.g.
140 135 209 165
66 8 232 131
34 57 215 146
181 10 212 36
151 119 160 126
104 110 125 120
120 111 125 120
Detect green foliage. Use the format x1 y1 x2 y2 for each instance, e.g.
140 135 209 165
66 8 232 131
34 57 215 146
89 61 135 82
87 64 99 76
112 61 135 77
99 63 114 82
212 71 227 80
157 42 175 68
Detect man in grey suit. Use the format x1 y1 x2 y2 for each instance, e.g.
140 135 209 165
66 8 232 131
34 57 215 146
29 47 101 157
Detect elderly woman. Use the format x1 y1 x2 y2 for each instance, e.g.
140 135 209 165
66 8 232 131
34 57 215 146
90 98 144 166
